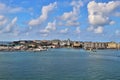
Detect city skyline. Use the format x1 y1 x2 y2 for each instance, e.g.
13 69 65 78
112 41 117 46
0 0 120 42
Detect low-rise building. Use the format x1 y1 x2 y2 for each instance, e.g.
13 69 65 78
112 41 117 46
83 42 107 49
72 41 81 48
60 41 67 47
52 40 60 46
84 42 92 49
107 42 117 49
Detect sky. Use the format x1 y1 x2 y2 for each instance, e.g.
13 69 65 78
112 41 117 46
0 0 120 42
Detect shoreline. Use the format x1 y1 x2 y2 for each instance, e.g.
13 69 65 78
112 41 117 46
0 40 120 52
0 47 119 52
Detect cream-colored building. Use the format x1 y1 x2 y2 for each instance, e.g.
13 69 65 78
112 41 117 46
72 42 81 47
52 41 59 46
107 42 117 49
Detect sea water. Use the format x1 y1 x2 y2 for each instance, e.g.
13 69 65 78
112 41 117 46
0 48 120 80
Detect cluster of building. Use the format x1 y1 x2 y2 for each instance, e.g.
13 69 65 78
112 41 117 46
0 39 120 51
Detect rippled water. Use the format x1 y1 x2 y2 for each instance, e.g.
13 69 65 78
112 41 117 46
0 48 120 80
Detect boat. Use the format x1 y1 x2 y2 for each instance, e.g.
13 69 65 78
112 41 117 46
33 48 48 52
85 47 97 53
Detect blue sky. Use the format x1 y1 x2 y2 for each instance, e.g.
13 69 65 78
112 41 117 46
0 0 120 42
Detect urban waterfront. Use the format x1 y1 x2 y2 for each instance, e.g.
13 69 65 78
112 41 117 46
0 48 120 80
0 39 120 51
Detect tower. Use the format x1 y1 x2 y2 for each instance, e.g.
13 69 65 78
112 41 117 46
67 38 71 46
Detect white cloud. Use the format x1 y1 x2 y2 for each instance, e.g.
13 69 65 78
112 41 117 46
6 17 17 32
109 21 115 25
1 17 18 33
71 0 83 9
88 26 103 34
87 1 120 33
94 26 103 34
45 20 56 31
40 20 56 37
29 2 57 26
60 12 73 21
88 14 110 26
60 28 68 34
0 3 23 13
59 0 83 27
75 27 80 33
0 15 7 26
40 20 56 33
65 20 80 27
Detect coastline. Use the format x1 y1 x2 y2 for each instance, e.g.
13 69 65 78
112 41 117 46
0 40 120 52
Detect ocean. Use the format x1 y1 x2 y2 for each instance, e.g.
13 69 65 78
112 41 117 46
0 48 120 80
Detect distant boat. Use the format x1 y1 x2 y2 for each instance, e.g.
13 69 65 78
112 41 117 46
33 48 48 52
85 48 97 53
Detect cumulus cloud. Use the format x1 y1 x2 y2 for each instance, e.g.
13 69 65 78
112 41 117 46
71 0 83 10
45 20 56 31
65 20 80 27
59 0 83 27
109 21 115 25
0 3 23 13
40 20 56 34
0 17 18 33
6 17 17 32
94 26 103 34
29 2 57 26
60 28 69 34
87 1 120 33
0 15 7 26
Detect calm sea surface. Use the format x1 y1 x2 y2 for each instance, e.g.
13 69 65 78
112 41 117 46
0 48 120 80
